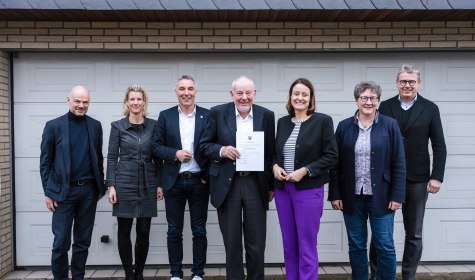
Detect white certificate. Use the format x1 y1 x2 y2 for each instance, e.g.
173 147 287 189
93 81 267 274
236 131 264 171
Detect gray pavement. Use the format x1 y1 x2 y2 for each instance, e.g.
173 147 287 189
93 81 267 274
4 264 475 279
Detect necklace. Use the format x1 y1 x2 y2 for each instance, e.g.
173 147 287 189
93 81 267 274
360 118 374 128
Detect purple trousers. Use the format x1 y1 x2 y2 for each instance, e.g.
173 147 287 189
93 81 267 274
275 182 324 280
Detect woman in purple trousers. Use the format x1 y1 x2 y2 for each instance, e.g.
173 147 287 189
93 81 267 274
273 78 338 279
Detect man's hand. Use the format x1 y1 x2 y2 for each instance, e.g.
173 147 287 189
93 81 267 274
45 196 58 212
388 201 401 211
176 150 193 163
221 146 240 160
331 200 343 210
427 179 442 194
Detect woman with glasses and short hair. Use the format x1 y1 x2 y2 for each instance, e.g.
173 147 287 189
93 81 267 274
329 81 406 280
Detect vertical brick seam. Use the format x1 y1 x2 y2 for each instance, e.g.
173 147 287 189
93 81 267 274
0 50 11 279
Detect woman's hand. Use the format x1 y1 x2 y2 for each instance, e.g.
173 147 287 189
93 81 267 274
285 167 307 183
156 186 164 201
331 200 343 210
273 164 288 181
108 186 117 204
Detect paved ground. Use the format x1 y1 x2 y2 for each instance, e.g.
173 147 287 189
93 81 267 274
5 264 475 279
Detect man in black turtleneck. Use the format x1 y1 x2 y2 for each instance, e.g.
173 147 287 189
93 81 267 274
40 85 106 280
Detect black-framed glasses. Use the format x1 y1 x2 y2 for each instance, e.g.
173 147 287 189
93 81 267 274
358 96 379 103
398 80 417 86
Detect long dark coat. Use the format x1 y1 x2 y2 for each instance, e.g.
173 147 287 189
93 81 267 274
106 117 159 218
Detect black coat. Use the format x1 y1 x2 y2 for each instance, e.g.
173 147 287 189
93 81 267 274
40 113 105 202
379 94 447 183
151 105 210 191
273 113 338 190
106 117 159 218
200 103 275 209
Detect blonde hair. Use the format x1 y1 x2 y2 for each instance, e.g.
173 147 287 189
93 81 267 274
123 84 149 117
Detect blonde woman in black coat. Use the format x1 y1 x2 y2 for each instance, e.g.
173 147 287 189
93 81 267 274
106 84 163 280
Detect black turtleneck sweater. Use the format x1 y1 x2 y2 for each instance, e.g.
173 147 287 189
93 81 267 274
68 111 94 182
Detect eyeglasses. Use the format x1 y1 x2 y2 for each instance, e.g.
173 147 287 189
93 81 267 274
398 80 417 86
358 96 379 103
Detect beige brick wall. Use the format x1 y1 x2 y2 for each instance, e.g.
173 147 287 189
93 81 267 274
0 50 11 279
0 21 474 50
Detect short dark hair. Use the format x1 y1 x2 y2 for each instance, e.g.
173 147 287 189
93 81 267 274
286 78 316 117
353 81 382 100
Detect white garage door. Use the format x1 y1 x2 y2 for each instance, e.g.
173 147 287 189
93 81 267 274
13 52 475 266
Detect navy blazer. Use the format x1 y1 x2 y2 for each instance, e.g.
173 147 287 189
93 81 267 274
273 113 338 190
200 102 275 209
379 94 447 183
328 113 406 217
152 105 210 191
40 112 106 202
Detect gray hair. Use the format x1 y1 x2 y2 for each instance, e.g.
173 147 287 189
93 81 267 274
353 81 382 100
176 75 196 87
231 76 255 91
397 64 421 80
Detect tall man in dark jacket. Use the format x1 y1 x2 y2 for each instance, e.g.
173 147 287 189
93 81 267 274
40 85 105 280
370 64 447 280
200 76 275 280
152 75 210 280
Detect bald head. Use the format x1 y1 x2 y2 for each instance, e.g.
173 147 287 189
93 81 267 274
67 85 90 116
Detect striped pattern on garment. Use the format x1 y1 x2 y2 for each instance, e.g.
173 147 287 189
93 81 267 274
283 122 302 174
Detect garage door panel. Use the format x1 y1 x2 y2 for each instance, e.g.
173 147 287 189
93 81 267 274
13 60 96 103
111 62 179 93
276 61 344 92
428 155 475 209
15 158 44 212
421 209 475 261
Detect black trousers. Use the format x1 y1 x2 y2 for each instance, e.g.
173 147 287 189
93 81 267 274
117 217 152 274
217 175 267 280
370 181 428 280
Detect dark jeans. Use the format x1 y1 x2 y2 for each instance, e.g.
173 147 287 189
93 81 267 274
165 176 209 278
51 182 98 280
117 217 152 275
344 196 396 280
370 182 428 280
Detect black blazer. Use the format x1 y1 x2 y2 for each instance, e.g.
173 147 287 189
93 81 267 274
152 105 210 191
328 113 406 216
200 102 275 209
379 94 447 183
273 113 338 189
40 113 105 202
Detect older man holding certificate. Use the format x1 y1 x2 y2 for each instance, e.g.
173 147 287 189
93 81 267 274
200 76 275 280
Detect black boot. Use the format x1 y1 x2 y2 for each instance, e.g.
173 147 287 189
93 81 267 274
124 265 135 280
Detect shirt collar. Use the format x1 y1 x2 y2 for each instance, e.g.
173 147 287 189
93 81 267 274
353 110 380 125
178 105 196 117
398 93 418 110
234 105 253 119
